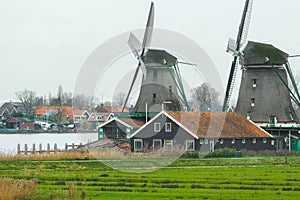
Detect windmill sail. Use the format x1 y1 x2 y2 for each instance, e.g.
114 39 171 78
222 0 253 112
122 3 154 112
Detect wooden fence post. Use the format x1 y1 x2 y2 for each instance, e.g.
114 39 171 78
39 143 42 154
54 143 57 154
17 144 20 155
32 143 36 154
47 143 50 153
24 144 28 155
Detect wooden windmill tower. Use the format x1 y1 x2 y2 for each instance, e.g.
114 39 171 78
236 41 299 124
122 2 189 113
223 0 299 125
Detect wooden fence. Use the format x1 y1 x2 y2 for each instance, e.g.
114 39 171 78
17 143 83 155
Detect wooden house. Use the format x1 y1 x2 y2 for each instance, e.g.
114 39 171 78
97 111 277 152
6 117 34 130
130 111 275 152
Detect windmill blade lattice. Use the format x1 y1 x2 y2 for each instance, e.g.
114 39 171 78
122 3 154 112
222 0 253 112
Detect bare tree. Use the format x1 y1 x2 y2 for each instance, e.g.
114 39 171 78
15 89 38 117
73 94 100 112
112 92 126 106
191 82 221 111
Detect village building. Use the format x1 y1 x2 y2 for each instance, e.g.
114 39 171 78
0 102 26 121
97 111 277 152
33 106 74 122
6 117 34 130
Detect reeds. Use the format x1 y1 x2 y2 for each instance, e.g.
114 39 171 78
0 178 37 200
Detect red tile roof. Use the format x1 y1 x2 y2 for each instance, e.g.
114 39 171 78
167 112 271 138
33 106 74 121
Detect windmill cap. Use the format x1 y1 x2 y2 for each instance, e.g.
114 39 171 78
144 49 177 67
240 41 288 66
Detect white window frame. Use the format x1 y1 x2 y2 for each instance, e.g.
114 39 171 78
164 140 173 149
247 112 251 120
231 139 235 144
271 140 275 146
251 98 255 107
126 128 131 139
199 139 204 144
253 138 257 144
154 122 160 132
242 138 246 144
134 139 143 151
219 139 224 144
263 138 267 144
153 139 162 151
204 139 208 144
186 140 195 151
252 79 257 88
165 123 172 132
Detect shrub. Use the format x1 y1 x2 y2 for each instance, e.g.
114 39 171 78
205 148 236 158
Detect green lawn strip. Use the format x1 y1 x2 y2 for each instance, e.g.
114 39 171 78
1 156 300 199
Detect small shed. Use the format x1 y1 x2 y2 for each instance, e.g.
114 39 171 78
6 117 34 130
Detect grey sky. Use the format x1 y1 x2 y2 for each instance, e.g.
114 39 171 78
1 0 300 105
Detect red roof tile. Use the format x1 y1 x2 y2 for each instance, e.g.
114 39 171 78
167 112 271 138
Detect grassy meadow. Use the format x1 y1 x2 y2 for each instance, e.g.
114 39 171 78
0 154 300 200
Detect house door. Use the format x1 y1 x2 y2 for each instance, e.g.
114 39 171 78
209 140 215 152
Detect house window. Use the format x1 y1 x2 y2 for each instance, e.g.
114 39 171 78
269 116 276 126
271 140 275 146
231 139 235 144
253 138 257 144
186 140 195 151
247 112 251 120
153 70 157 81
200 139 204 144
242 138 246 144
154 123 160 132
251 98 255 107
153 94 157 103
169 85 172 93
252 79 257 88
164 140 173 149
165 123 171 132
219 139 224 144
98 128 104 139
263 138 267 144
134 139 143 151
153 139 162 151
126 128 131 139
204 139 208 144
115 128 119 139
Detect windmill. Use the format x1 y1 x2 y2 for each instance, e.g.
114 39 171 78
122 2 190 113
222 0 253 112
225 0 299 124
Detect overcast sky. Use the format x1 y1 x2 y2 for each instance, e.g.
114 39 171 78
1 0 300 105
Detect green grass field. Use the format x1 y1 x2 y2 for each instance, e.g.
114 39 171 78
0 156 300 199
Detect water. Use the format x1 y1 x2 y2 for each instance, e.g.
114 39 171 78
0 132 98 154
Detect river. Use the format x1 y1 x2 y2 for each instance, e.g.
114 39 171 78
0 132 98 154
